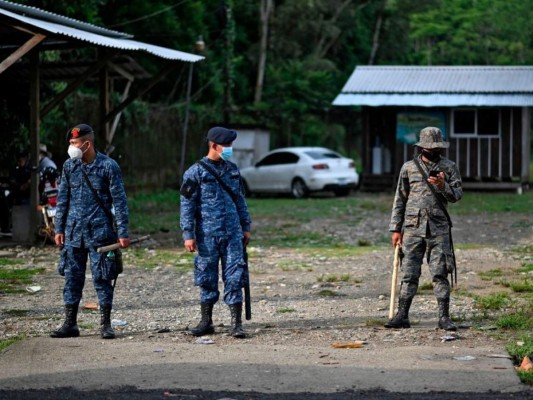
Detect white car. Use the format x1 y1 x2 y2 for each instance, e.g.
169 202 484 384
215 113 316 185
240 147 359 198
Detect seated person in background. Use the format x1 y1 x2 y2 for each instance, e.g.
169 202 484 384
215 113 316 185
10 151 32 205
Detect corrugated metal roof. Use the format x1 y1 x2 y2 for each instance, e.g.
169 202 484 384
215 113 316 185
340 66 533 93
0 2 204 63
334 66 533 107
333 93 533 107
0 0 130 38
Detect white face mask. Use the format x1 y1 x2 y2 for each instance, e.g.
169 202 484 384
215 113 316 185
67 143 87 159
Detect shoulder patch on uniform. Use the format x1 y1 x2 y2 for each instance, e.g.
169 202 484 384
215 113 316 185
180 179 198 199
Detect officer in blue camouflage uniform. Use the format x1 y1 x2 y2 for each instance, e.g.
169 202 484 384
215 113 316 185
50 124 130 339
180 127 251 338
385 127 462 331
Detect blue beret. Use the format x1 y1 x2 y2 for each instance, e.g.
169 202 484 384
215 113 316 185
207 127 237 144
66 123 94 142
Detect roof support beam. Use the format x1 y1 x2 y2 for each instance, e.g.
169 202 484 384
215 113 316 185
29 49 40 242
40 51 118 119
0 32 46 74
99 63 177 128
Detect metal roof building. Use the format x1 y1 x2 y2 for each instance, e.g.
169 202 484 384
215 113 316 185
333 66 533 107
333 66 532 192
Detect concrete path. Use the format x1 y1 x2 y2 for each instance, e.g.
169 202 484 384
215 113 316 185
1 336 531 398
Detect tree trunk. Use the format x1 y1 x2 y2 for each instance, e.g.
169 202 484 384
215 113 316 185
368 2 385 65
254 0 273 105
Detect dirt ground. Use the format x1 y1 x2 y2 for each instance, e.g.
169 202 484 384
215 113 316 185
1 210 531 349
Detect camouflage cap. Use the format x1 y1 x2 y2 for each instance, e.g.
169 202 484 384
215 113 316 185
415 127 449 149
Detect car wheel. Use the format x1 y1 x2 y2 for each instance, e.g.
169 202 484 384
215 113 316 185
334 188 351 197
291 178 308 199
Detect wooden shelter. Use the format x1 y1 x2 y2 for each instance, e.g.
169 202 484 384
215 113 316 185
0 0 204 241
333 66 532 192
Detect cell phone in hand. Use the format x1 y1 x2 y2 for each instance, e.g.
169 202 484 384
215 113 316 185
429 170 440 177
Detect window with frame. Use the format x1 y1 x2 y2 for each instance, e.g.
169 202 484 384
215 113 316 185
451 108 500 137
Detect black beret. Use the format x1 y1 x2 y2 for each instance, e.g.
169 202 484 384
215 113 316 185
207 127 237 144
66 123 93 142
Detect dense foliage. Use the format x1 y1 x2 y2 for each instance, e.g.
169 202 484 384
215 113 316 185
1 0 532 169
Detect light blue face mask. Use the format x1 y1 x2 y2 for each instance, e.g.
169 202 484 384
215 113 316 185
220 146 233 161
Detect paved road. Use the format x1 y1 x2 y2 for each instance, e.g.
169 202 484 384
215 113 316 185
0 336 531 399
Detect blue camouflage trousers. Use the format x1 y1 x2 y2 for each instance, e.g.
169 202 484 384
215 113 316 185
61 245 115 307
399 233 452 300
194 234 246 305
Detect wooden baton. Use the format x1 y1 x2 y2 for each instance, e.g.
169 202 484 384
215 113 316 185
96 235 151 253
388 243 401 320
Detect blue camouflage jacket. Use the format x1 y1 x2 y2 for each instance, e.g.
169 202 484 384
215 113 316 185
55 152 129 247
179 157 251 241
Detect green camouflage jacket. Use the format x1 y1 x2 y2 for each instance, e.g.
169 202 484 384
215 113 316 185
389 154 462 236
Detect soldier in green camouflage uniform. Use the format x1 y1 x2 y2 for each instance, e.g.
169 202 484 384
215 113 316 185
385 127 462 331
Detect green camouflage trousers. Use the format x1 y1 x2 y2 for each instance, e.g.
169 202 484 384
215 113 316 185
399 233 453 300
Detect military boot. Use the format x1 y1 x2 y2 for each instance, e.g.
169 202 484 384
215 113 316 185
229 303 246 338
50 304 80 338
384 297 413 329
437 298 457 331
100 305 116 339
189 303 215 336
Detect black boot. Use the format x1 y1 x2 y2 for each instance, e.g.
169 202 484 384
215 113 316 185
229 303 246 338
100 305 116 339
384 297 413 329
50 304 80 338
190 303 215 336
438 298 457 331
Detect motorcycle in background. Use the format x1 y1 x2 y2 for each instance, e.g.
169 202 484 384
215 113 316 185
37 166 59 244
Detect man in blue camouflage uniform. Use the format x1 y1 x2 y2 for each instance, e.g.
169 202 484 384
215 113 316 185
50 124 130 339
385 127 462 331
180 127 251 338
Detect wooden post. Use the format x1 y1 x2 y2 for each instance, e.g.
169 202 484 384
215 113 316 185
29 50 40 243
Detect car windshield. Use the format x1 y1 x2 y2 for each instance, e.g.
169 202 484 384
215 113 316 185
304 151 341 160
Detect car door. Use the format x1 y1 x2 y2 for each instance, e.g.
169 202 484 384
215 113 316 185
251 151 299 193
247 153 279 191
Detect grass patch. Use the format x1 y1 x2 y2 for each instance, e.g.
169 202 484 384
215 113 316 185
246 196 391 222
128 190 179 234
318 289 338 297
245 195 390 248
506 333 533 384
517 264 533 273
306 245 383 258
517 370 533 385
0 335 25 352
0 266 46 293
499 279 533 293
509 245 533 255
455 243 492 250
317 274 351 283
128 248 193 272
496 313 533 330
417 281 433 293
450 191 533 214
478 269 503 281
474 292 510 310
4 309 30 317
0 259 23 266
277 261 313 272
277 307 296 314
